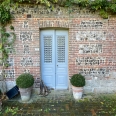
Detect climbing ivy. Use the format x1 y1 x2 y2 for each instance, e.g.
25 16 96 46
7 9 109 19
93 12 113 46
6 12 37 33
0 6 11 25
0 0 116 18
0 27 16 68
0 0 16 76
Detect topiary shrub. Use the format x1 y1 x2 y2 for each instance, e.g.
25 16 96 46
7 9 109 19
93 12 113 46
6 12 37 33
16 73 34 88
70 74 85 87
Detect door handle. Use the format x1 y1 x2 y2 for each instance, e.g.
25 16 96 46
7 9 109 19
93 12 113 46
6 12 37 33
57 65 58 67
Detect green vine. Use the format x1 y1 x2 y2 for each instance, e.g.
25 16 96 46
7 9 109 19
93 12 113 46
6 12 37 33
0 27 16 68
0 0 16 77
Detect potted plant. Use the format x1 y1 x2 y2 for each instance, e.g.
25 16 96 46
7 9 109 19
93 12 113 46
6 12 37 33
16 73 34 102
70 73 85 100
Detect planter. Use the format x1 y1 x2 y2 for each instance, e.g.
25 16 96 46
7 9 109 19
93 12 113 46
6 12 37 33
6 85 19 99
19 86 33 102
72 85 83 100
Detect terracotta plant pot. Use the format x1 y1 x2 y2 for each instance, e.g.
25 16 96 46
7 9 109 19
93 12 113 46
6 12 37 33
72 85 83 100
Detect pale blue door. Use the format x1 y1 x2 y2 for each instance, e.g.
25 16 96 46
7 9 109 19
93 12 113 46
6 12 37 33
40 30 68 89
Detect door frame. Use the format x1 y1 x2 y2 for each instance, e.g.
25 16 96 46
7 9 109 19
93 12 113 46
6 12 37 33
40 28 69 90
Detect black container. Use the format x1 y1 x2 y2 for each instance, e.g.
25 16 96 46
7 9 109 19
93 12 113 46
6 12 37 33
6 85 19 99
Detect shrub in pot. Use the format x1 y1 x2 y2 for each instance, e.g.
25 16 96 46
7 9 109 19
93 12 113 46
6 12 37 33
70 73 85 100
16 73 34 102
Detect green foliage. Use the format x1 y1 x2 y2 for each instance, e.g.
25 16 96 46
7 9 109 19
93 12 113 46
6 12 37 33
16 73 34 88
70 74 85 87
0 0 16 70
110 3 116 13
0 0 18 25
0 0 14 26
99 10 109 19
10 25 15 30
0 6 11 25
5 107 18 116
0 0 116 19
0 26 16 68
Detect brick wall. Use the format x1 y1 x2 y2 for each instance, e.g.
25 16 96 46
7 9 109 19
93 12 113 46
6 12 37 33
0 4 116 93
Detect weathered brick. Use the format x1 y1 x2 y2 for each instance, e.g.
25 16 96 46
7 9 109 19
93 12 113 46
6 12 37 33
0 4 115 93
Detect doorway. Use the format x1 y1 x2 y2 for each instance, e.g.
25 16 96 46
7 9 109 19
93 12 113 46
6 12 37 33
40 30 68 89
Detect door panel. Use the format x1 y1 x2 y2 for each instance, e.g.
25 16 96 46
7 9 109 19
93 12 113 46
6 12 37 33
55 30 68 89
41 30 68 89
41 30 55 88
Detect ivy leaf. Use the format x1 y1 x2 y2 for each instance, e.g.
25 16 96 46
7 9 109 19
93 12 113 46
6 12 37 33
0 43 2 49
54 0 58 3
110 4 116 13
99 10 108 19
5 33 10 37
10 25 14 30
